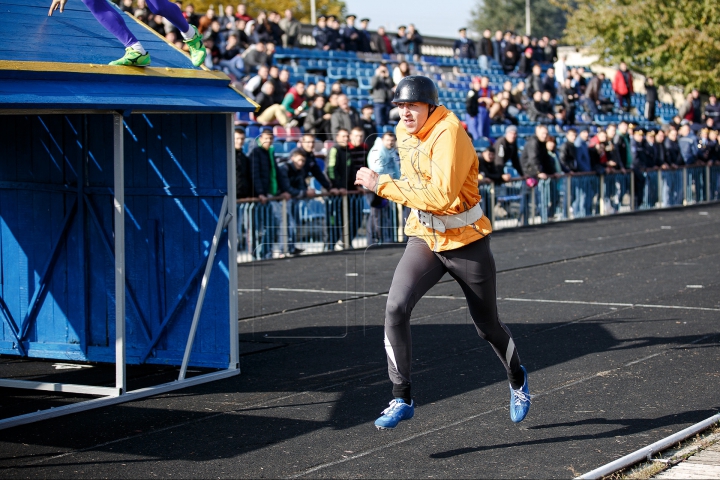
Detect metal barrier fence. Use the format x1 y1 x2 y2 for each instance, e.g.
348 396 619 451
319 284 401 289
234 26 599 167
237 165 720 262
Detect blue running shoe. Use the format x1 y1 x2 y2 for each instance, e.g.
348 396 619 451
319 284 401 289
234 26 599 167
375 399 414 430
509 365 531 423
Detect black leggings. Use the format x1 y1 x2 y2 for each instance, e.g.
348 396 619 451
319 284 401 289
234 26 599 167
384 235 524 401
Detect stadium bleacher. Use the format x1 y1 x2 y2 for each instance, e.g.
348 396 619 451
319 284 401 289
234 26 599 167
237 46 676 155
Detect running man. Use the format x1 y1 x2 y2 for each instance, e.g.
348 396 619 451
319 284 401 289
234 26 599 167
355 76 531 429
48 0 206 67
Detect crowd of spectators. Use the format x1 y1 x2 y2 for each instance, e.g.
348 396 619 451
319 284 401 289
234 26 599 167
115 1 720 255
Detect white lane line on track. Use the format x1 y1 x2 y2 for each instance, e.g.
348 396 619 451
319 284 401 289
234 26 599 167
288 331 720 479
239 288 459 300
499 298 720 312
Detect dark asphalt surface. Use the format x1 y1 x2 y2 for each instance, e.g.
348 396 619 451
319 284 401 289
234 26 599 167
1 204 719 478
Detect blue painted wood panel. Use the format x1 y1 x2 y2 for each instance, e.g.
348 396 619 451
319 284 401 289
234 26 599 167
0 113 232 368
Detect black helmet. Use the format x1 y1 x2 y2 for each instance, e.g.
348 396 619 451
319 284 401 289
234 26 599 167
392 75 439 106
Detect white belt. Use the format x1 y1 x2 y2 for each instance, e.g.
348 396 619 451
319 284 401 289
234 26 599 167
412 203 483 233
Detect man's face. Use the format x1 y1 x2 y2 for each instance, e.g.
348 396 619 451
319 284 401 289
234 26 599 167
547 68 555 78
533 91 542 102
266 43 275 54
506 130 517 143
567 131 577 143
378 27 385 36
269 66 279 78
618 123 628 134
668 129 678 141
291 154 306 170
536 127 548 142
316 81 326 94
335 131 349 147
382 135 396 150
259 132 273 149
692 89 699 99
503 81 512 91
237 4 246 15
234 132 245 150
285 9 292 19
532 65 541 76
580 130 589 141
495 30 503 40
360 20 369 29
396 102 430 135
317 18 326 28
300 136 315 152
482 150 495 163
607 126 616 138
295 83 305 95
280 70 290 82
313 96 325 108
633 131 644 142
541 91 551 102
598 131 607 142
656 131 665 143
362 107 373 119
350 130 364 147
480 77 489 88
710 96 717 105
256 42 266 53
337 95 349 110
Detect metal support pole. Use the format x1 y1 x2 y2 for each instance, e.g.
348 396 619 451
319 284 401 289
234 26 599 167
342 195 350 249
630 172 635 211
179 196 229 380
530 185 536 225
112 113 126 395
397 203 404 242
489 184 496 228
281 199 288 254
599 175 605 216
682 167 688 205
657 170 663 208
310 0 316 25
525 0 531 36
226 114 239 370
566 176 572 219
706 165 711 202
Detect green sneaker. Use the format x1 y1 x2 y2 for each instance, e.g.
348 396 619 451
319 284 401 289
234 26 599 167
109 47 151 66
184 25 207 67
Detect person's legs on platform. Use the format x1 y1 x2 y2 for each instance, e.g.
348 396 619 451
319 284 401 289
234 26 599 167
145 0 206 66
80 0 150 65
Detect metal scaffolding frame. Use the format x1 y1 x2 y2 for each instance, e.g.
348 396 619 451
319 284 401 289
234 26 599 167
0 112 240 430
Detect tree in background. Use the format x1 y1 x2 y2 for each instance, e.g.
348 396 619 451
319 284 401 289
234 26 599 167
470 0 566 39
176 0 345 24
562 0 720 93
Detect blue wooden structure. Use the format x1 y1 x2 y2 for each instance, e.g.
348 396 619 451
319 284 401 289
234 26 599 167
0 0 256 428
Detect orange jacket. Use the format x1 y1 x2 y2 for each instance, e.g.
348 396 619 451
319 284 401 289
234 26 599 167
375 105 492 251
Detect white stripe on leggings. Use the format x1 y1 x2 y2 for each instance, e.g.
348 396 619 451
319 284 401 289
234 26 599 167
384 333 398 371
505 338 515 366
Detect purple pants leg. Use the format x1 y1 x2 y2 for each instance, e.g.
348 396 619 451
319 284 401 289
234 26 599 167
81 0 136 47
145 0 189 32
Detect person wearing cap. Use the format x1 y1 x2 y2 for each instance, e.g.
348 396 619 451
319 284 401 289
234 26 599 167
340 14 360 51
517 47 534 77
453 27 476 60
312 15 330 51
358 18 371 52
393 25 408 55
678 121 699 165
354 76 531 430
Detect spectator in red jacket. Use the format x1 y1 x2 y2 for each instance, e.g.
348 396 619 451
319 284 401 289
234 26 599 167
612 62 634 112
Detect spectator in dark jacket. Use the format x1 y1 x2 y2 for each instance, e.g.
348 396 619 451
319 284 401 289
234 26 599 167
574 129 592 172
525 64 544 98
276 149 314 256
561 78 578 125
234 128 251 199
493 125 522 175
521 125 554 178
403 24 423 58
303 95 331 138
678 122 699 164
630 128 649 206
330 94 362 137
542 67 558 100
690 89 703 124
478 29 494 70
703 94 720 123
644 77 658 121
454 28 476 59
371 26 393 54
371 64 395 126
360 105 378 142
313 16 330 50
339 14 361 51
517 48 534 77
663 128 683 166
614 121 632 169
479 146 511 184
297 134 336 193
559 129 578 172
